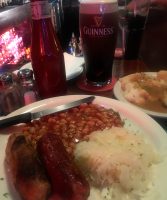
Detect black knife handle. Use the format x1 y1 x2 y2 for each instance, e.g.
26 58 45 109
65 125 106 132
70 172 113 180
0 112 32 129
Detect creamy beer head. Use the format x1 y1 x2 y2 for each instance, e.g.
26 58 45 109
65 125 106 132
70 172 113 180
80 0 118 14
80 0 117 3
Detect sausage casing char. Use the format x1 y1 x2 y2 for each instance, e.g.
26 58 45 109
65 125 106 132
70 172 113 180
5 132 90 200
37 133 90 200
5 133 51 200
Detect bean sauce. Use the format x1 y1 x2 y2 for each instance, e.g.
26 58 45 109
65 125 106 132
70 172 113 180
22 103 123 155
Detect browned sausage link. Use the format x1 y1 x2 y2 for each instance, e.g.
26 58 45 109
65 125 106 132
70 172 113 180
5 133 51 200
37 133 90 200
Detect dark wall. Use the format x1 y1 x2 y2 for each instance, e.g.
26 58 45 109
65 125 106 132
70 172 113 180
140 7 167 70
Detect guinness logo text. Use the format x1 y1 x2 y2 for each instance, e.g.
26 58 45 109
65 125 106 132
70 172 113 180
83 26 114 37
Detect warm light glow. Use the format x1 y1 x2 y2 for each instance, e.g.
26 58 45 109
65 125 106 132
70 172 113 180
26 47 31 60
0 28 30 67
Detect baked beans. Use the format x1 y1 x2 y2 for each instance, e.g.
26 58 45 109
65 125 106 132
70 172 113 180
23 103 123 155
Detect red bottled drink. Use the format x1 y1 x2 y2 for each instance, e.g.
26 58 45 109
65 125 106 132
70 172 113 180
30 0 67 99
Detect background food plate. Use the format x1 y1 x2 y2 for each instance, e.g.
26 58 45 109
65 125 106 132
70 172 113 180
14 53 84 81
0 95 167 200
113 72 167 118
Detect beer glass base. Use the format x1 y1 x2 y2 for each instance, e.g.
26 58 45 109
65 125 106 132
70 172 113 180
87 79 111 87
77 76 116 92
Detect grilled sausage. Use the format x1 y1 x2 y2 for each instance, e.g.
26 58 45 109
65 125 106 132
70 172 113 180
37 133 90 200
5 133 51 200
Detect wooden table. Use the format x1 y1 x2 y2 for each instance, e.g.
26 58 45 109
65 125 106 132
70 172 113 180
66 59 167 131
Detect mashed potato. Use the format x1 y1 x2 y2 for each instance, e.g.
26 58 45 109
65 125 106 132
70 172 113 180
74 127 160 200
119 71 167 108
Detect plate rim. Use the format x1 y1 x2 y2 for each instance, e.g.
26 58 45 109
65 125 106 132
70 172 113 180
113 72 167 118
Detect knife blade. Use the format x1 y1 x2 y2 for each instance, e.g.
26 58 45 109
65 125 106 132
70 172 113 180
0 96 95 129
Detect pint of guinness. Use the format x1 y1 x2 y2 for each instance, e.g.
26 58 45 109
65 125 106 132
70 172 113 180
80 0 118 86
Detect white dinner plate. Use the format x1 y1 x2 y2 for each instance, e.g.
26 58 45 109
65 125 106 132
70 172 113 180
113 72 167 118
15 53 84 81
0 95 167 200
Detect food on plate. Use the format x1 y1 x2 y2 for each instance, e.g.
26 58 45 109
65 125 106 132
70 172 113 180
5 103 123 200
38 133 90 200
22 103 123 155
6 132 90 200
4 102 162 200
74 127 161 200
5 132 51 200
157 70 167 82
119 71 167 113
157 70 167 106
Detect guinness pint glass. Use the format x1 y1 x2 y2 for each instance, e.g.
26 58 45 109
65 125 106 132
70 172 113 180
80 0 118 86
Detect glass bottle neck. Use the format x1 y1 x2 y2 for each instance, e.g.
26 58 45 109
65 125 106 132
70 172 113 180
30 0 51 20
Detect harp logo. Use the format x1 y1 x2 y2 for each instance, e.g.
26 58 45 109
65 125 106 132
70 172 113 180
94 16 103 27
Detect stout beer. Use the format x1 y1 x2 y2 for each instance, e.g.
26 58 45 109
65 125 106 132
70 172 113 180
80 0 118 85
124 13 147 59
119 0 150 60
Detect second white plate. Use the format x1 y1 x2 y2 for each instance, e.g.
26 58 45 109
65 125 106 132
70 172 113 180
113 72 167 118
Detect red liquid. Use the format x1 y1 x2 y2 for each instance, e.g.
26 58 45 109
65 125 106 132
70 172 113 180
80 3 118 84
31 2 67 99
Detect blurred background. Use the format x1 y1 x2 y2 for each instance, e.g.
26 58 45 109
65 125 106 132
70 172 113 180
0 0 80 73
0 0 167 74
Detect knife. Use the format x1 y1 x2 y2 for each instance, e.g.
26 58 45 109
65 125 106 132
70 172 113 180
0 96 95 129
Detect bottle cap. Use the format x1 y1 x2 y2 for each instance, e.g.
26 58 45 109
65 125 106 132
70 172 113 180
17 69 34 81
1 72 13 85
